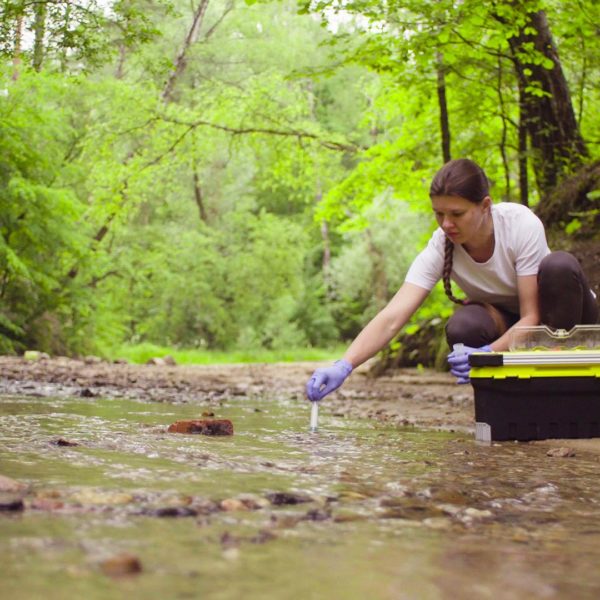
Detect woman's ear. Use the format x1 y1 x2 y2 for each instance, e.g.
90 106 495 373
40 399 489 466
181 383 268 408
482 196 492 212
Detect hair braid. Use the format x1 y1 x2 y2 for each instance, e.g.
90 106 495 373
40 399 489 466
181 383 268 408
442 236 466 305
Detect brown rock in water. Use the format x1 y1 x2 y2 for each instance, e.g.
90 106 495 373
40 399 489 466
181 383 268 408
51 438 80 447
0 494 25 512
167 419 233 436
0 475 28 493
546 447 576 458
100 553 142 577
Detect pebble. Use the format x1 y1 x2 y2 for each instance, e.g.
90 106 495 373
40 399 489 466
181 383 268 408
338 491 368 502
220 498 251 512
462 508 493 520
0 494 25 511
167 419 234 436
51 438 80 447
302 508 331 521
269 513 303 528
423 517 453 530
100 553 142 577
333 510 368 523
29 498 65 511
546 447 576 458
265 492 312 506
70 490 134 505
0 475 28 493
148 506 198 517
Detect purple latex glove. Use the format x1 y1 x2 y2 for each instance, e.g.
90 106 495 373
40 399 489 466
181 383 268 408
306 359 353 402
447 344 492 384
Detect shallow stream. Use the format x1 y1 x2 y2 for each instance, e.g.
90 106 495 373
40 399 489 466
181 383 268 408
1 393 600 599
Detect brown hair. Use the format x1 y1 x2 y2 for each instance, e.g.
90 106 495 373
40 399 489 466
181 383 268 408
431 159 507 336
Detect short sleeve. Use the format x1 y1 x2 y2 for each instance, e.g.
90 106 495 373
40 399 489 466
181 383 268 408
404 230 445 291
512 210 550 276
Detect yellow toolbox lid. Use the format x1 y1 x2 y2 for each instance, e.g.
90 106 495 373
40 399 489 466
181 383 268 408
470 351 600 379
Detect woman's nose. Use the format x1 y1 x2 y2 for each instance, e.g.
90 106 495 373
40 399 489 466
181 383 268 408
442 216 454 230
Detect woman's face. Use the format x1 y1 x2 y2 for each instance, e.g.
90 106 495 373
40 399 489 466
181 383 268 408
431 194 491 245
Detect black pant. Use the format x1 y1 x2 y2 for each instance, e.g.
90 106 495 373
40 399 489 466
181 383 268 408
445 251 599 347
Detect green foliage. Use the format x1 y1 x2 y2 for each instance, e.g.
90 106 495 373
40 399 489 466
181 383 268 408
108 341 347 364
0 0 598 365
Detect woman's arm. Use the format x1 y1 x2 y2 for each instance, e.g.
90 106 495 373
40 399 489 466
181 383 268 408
489 274 540 351
343 282 430 367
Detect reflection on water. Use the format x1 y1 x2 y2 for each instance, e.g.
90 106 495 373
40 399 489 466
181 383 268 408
1 393 600 599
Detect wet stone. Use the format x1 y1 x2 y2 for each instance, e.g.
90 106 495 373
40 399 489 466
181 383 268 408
378 503 445 521
100 553 142 577
167 419 234 436
547 447 576 458
269 513 303 528
0 475 28 493
249 530 277 544
220 498 250 512
265 492 312 506
302 508 331 522
70 490 134 505
333 510 369 523
29 498 65 511
79 388 97 398
147 506 198 518
0 494 25 512
51 438 80 447
220 495 269 511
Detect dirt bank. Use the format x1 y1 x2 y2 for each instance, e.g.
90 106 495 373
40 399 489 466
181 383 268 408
0 356 472 432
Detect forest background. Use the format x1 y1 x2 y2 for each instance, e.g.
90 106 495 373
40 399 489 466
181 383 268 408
0 0 598 365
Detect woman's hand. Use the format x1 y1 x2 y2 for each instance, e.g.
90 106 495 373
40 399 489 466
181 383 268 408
447 345 491 384
305 359 353 402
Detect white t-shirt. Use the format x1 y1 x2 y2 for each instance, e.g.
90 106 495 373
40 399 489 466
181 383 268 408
405 202 550 314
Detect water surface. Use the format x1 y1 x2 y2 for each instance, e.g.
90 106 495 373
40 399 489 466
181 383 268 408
1 393 600 599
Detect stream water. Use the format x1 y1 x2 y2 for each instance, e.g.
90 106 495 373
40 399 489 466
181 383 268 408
1 393 600 599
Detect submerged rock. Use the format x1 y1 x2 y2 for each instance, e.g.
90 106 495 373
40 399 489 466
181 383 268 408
0 494 25 512
51 438 80 447
147 506 198 518
0 475 28 493
220 495 269 512
100 553 142 577
70 490 134 505
332 510 369 523
265 491 312 506
546 447 576 458
167 419 234 436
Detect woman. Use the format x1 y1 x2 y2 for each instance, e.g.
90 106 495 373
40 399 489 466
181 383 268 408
306 158 598 400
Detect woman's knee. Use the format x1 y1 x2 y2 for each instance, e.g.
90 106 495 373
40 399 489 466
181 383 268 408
538 251 581 283
445 304 498 347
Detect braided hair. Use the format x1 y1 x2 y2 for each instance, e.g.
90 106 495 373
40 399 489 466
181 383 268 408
442 235 465 305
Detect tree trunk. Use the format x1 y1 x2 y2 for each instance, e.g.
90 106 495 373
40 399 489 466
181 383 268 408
496 57 511 201
517 82 529 207
60 2 72 72
162 0 210 102
435 52 451 163
193 169 208 223
32 1 47 72
12 14 23 80
507 9 587 196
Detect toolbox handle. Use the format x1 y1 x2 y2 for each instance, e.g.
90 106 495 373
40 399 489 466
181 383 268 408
469 353 503 367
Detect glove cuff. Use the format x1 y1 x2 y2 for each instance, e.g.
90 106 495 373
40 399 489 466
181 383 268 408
335 359 353 377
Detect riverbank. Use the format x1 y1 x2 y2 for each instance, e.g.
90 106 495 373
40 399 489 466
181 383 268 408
1 355 599 454
0 356 471 429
